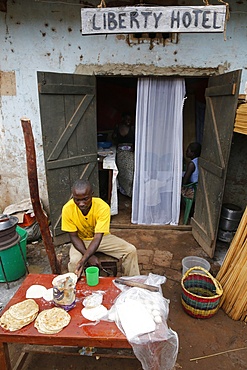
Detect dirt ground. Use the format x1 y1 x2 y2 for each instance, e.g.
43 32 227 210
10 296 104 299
1 226 246 369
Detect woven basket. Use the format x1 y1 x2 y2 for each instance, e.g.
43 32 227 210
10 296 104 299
181 266 223 319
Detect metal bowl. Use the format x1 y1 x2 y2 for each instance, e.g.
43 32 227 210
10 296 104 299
0 214 19 231
97 141 112 149
219 204 243 231
221 203 243 221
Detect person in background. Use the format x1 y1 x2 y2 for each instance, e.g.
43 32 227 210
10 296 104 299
182 142 201 185
112 112 135 197
112 112 135 148
61 179 140 279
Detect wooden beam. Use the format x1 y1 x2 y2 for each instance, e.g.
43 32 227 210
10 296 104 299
21 118 61 274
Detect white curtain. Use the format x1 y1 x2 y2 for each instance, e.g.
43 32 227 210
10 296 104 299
132 77 186 225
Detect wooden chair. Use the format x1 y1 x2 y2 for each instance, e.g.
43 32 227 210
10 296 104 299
94 252 122 277
181 182 198 225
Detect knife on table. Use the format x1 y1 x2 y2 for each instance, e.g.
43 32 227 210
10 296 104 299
115 278 159 292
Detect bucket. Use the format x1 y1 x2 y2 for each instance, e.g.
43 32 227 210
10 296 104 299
182 256 210 276
219 203 243 231
0 226 28 282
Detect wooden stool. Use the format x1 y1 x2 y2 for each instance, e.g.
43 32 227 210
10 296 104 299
95 252 121 277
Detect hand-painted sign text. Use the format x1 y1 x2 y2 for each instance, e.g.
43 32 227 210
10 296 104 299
81 6 226 35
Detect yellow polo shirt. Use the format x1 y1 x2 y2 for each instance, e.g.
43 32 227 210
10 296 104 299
61 197 110 241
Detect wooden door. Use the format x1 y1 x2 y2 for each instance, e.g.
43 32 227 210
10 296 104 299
37 72 98 244
191 70 242 258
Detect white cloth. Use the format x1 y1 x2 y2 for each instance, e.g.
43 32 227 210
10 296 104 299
132 77 186 225
3 198 35 223
102 147 118 215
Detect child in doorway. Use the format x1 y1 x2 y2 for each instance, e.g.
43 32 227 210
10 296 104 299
182 142 201 198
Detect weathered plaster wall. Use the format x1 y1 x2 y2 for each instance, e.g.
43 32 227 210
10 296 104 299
0 0 246 211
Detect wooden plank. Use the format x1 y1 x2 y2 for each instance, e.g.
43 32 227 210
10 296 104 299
20 344 135 359
48 94 94 161
47 154 97 170
199 157 224 178
205 83 237 97
191 217 214 256
81 5 226 34
13 352 29 370
39 84 95 95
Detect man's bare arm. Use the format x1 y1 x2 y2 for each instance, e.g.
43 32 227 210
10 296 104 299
69 232 103 278
69 232 87 254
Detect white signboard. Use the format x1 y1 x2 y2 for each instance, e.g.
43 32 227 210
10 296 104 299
81 5 226 35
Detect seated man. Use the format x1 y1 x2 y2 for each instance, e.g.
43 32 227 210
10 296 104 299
61 179 140 279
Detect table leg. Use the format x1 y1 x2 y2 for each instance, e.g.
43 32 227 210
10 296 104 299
0 342 11 370
13 351 29 370
108 169 113 205
17 242 29 275
0 256 10 289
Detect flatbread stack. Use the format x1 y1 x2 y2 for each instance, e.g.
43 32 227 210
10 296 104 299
0 299 39 332
34 307 71 334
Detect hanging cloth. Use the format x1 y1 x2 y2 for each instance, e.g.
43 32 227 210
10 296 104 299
132 77 186 225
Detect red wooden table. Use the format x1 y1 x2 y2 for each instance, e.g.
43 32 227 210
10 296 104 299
0 274 134 370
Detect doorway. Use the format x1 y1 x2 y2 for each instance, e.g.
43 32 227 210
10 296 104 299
37 69 241 254
96 76 209 225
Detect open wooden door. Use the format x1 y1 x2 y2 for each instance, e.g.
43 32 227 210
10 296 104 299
37 72 98 244
191 70 242 258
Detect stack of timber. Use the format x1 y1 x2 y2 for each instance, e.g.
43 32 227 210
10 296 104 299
216 206 247 322
234 101 247 135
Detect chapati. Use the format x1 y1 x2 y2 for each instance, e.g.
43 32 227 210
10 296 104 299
0 299 39 331
8 299 39 320
34 318 61 334
0 310 38 331
26 285 47 299
42 287 53 301
34 307 71 334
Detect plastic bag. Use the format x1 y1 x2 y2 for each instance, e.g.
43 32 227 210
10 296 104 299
82 292 103 308
80 291 108 326
109 273 179 370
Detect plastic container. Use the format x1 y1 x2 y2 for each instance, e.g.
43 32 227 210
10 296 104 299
52 273 77 311
86 266 99 286
0 226 28 282
182 256 210 276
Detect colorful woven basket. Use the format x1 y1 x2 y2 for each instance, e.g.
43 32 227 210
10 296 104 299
181 266 223 319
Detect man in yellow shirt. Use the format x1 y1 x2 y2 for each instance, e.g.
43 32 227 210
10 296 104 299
62 179 140 278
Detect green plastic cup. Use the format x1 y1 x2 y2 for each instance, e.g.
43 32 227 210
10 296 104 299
86 266 99 286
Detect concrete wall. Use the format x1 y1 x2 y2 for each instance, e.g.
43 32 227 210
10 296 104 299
224 132 247 210
0 0 246 211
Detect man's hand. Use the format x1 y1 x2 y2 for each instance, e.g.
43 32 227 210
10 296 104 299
75 255 102 280
87 254 101 268
75 259 85 280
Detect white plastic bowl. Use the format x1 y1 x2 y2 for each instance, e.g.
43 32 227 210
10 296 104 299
182 256 210 276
